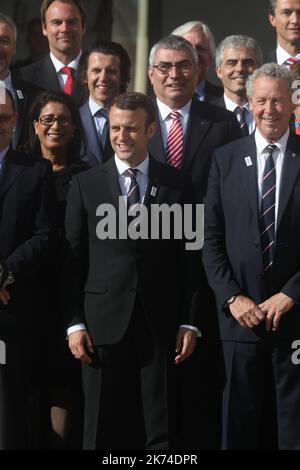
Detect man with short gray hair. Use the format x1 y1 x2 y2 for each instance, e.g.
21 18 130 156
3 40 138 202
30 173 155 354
203 63 300 449
172 21 223 102
214 35 263 135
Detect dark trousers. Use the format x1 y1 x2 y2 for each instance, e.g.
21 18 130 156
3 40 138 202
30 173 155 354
222 338 300 450
82 299 176 450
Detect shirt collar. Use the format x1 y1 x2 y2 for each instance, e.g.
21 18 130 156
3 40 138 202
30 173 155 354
89 96 107 117
276 44 300 65
255 127 290 156
50 51 82 73
223 94 250 113
2 71 12 90
0 146 9 166
156 97 192 121
114 154 149 177
196 80 205 99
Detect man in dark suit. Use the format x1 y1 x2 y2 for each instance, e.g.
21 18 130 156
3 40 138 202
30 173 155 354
267 0 300 65
63 92 201 450
0 13 40 151
79 41 131 166
147 34 241 448
214 35 263 135
0 88 56 449
172 21 223 102
19 0 87 106
203 63 300 449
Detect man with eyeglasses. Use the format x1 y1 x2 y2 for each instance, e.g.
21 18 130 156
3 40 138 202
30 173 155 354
0 88 56 449
147 34 242 449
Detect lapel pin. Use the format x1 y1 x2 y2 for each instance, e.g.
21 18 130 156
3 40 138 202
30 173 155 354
292 153 297 158
245 156 253 167
16 90 24 99
150 186 157 197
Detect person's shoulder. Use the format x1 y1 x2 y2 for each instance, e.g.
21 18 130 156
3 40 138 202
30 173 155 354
191 96 236 123
214 135 253 162
149 155 191 187
19 56 49 79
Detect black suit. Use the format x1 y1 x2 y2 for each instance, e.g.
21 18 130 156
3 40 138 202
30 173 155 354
266 49 277 63
19 55 87 107
79 101 113 166
10 69 41 151
0 148 56 449
63 156 201 449
149 95 241 448
204 80 223 102
203 133 300 449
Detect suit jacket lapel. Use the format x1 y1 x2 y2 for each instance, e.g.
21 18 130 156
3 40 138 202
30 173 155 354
80 102 103 163
148 103 167 164
144 156 160 207
39 56 61 91
277 135 300 229
239 135 259 220
182 97 211 171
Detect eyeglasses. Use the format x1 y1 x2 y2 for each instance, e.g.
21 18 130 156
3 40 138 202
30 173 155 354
39 115 73 127
0 114 15 124
152 60 193 74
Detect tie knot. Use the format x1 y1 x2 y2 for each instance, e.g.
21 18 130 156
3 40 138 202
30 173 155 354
285 57 299 69
234 106 246 118
124 168 139 180
61 66 74 77
170 111 181 122
266 144 277 154
95 108 108 119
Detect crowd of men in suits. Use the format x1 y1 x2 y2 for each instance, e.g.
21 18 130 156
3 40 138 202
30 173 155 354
0 0 300 450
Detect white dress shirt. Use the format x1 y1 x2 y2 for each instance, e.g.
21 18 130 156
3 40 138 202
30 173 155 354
223 94 255 134
50 51 82 92
156 98 191 150
255 127 289 229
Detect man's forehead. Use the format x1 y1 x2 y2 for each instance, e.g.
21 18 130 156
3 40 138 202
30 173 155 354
155 47 192 60
0 21 15 38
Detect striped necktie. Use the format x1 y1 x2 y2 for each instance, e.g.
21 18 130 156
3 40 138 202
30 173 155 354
235 106 249 136
166 111 184 168
260 144 277 277
95 108 108 147
285 57 299 69
124 168 140 218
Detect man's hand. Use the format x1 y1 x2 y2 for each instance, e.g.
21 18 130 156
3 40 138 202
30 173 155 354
229 294 266 328
68 330 94 364
259 292 295 331
175 327 197 365
0 287 10 306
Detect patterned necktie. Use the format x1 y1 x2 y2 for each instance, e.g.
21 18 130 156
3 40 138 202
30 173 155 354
166 111 184 168
61 66 74 95
260 144 277 276
125 169 140 216
235 106 249 136
285 57 299 69
95 108 108 147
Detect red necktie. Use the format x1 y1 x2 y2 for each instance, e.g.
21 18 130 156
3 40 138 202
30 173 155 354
61 66 74 95
166 111 184 168
285 57 299 69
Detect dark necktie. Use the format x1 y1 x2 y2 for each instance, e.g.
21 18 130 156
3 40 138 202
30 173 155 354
260 144 277 276
235 106 249 137
95 108 108 147
61 66 74 95
124 169 140 217
166 111 184 168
